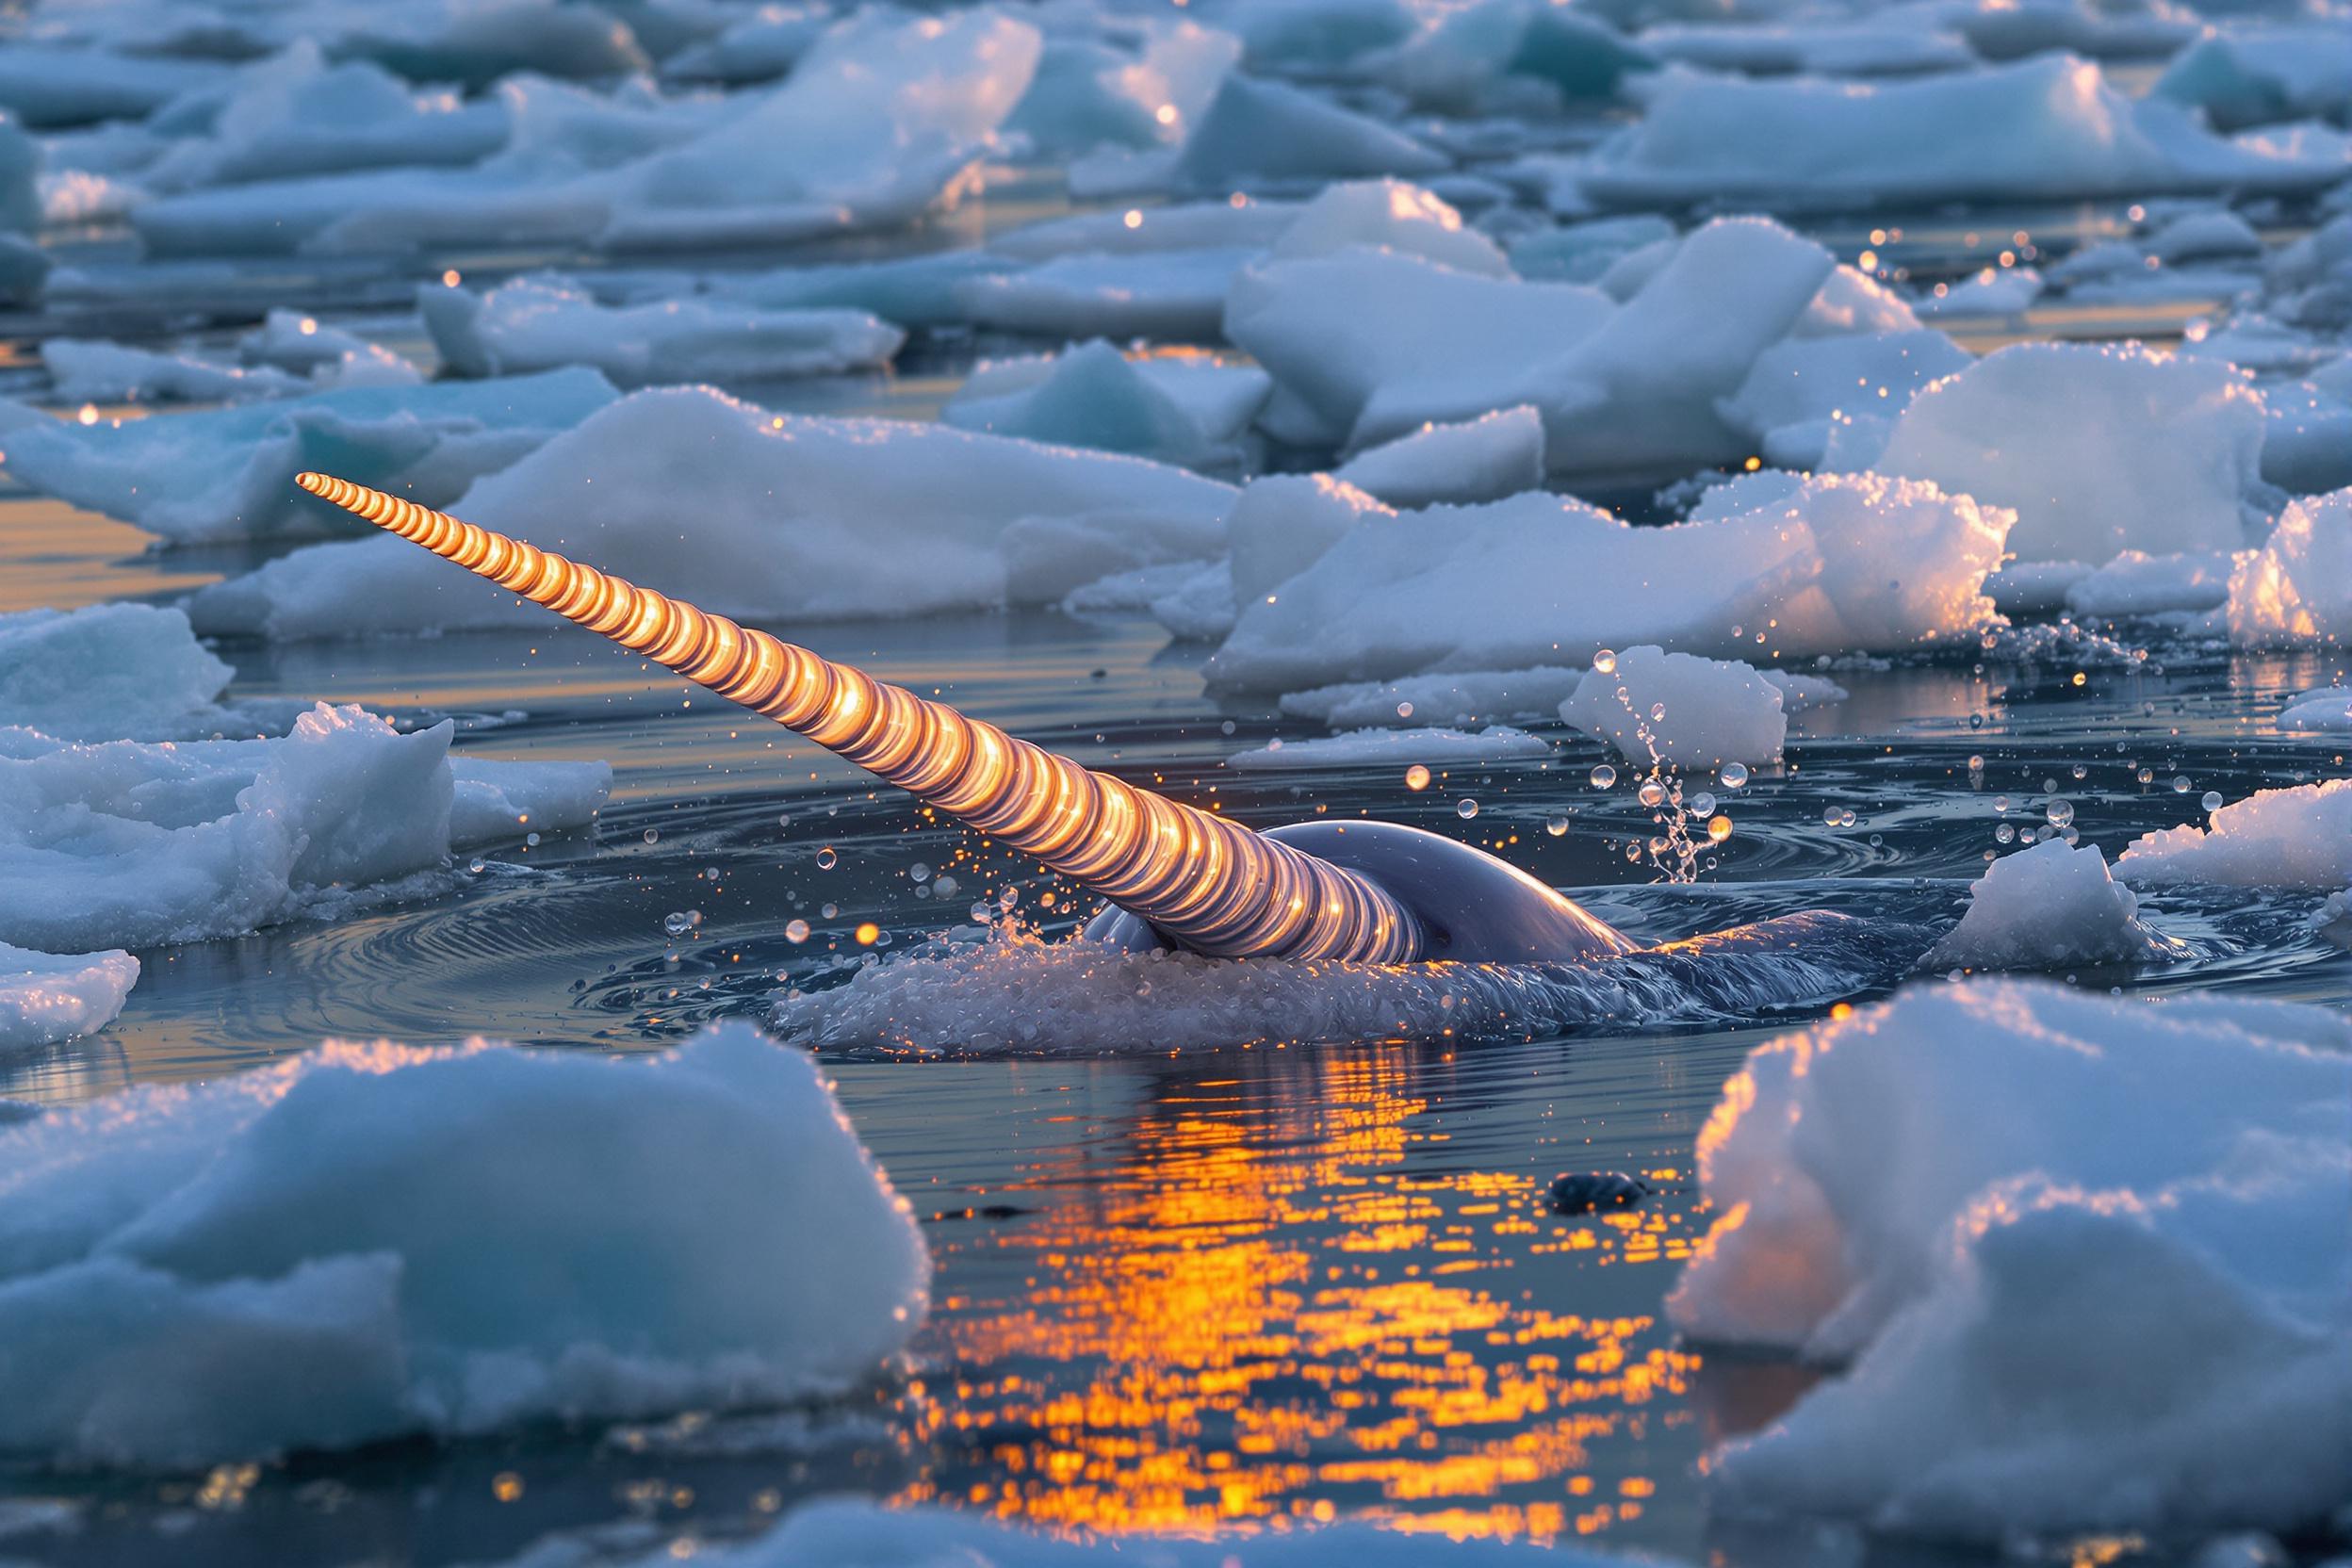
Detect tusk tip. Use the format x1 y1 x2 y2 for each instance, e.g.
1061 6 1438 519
294 470 331 496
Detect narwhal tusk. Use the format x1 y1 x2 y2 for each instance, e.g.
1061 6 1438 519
294 472 1425 963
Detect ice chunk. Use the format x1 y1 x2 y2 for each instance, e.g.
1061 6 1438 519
0 233 49 303
1149 561 1242 643
2156 26 2352 131
1638 21 1974 77
418 274 902 385
989 198 1303 262
1225 248 1614 449
1761 670 1848 710
1717 330 1972 463
314 0 653 89
1918 265 2045 319
1675 980 2351 1540
2145 209 2265 267
0 48 224 130
1206 472 2008 692
0 703 610 952
0 603 252 743
952 247 1253 339
1333 406 1544 508
0 368 618 546
237 308 403 374
1985 559 2095 616
1268 177 1511 276
942 342 1268 470
1508 214 1675 286
1081 72 1446 197
2064 549 2239 618
2116 779 2352 890
41 340 302 404
0 942 136 1052
1583 56 2352 210
188 387 1235 639
2255 380 2352 497
2277 685 2351 732
1005 21 1239 156
661 6 828 87
1226 473 1384 612
1364 0 1655 116
714 251 1017 330
0 112 40 237
1281 666 1588 729
1876 342 2264 564
0 1022 924 1468
1559 646 1787 769
1919 840 2177 972
1229 724 1548 770
2225 485 2352 647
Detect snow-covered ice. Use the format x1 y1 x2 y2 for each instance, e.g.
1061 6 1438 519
1559 647 1788 770
2154 25 2352 131
0 369 618 545
0 1022 926 1467
0 703 610 953
419 274 904 385
1919 840 2179 972
2065 549 2239 619
188 388 1235 639
2225 484 2352 647
41 339 302 404
0 941 137 1052
2277 685 2352 732
2115 779 2352 890
1674 980 2350 1541
0 603 256 743
1227 724 1549 771
1279 666 1589 729
1331 406 1544 508
1875 342 2264 564
1205 472 2008 692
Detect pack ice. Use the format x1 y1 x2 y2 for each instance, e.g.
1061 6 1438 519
188 387 1235 639
1673 981 2351 1541
0 1023 927 1468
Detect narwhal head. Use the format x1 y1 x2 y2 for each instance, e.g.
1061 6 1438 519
292 474 1631 968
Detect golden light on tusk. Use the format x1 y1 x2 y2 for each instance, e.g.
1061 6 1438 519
294 473 1425 963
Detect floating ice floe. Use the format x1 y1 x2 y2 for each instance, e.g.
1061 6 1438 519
490 1495 1643 1567
2223 484 2352 646
1073 72 1446 198
1331 406 1544 508
1635 20 1974 78
0 47 226 130
1268 177 1514 277
1279 666 1589 729
0 703 610 953
1006 18 1239 157
0 368 618 546
40 339 303 404
0 1022 925 1469
1919 840 2180 972
1227 724 1549 770
1358 0 1653 116
1559 646 1786 769
1508 214 1674 286
941 341 1269 469
419 274 904 385
1205 471 2009 693
0 112 42 237
2277 685 2352 732
952 246 1256 340
0 941 137 1052
237 308 408 374
2154 24 2352 131
0 603 270 743
2063 548 2240 619
2115 779 2352 890
1916 264 2045 320
1674 980 2351 1542
1873 341 2265 564
1718 329 1971 472
1574 55 2352 211
188 387 1236 639
713 250 1017 330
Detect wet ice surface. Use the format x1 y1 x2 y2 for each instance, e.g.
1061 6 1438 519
0 140 2348 1568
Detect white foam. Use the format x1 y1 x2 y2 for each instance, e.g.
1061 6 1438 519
0 703 609 953
1919 840 2175 972
1876 341 2264 564
1206 472 2007 693
0 1023 926 1468
2115 779 2352 890
188 387 1235 639
0 942 136 1052
1228 724 1549 770
1674 980 2351 1541
1559 646 1786 769
418 274 902 385
0 369 618 546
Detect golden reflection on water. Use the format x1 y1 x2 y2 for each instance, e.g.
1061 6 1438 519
893 1045 1703 1544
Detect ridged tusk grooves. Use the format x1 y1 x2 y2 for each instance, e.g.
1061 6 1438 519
295 473 1424 963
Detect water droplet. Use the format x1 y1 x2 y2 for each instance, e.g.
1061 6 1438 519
1996 823 2015 843
1638 779 1666 808
1405 764 1431 792
932 874 958 898
1707 814 1733 842
785 919 809 943
1589 763 1617 789
1968 712 1984 729
2200 790 2223 812
1823 805 1844 826
1967 754 1984 772
1648 702 1667 722
1592 649 1618 675
525 832 540 846
910 862 931 883
1219 719 1236 736
1689 792 1716 816
971 903 994 923
2070 763 2086 780
815 847 838 870
1719 762 1749 789
2171 776 2191 793
999 887 1020 909
2136 767 2154 784
776 811 790 828
1544 814 1570 837
2046 799 2074 827
466 857 485 874
662 911 691 938
1994 795 2011 813
643 827 660 844
1396 700 1414 719
1456 798 1478 819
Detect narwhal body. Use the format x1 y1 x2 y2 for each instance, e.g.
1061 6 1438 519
294 474 1634 967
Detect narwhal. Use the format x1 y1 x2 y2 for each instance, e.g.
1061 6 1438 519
294 473 1636 968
